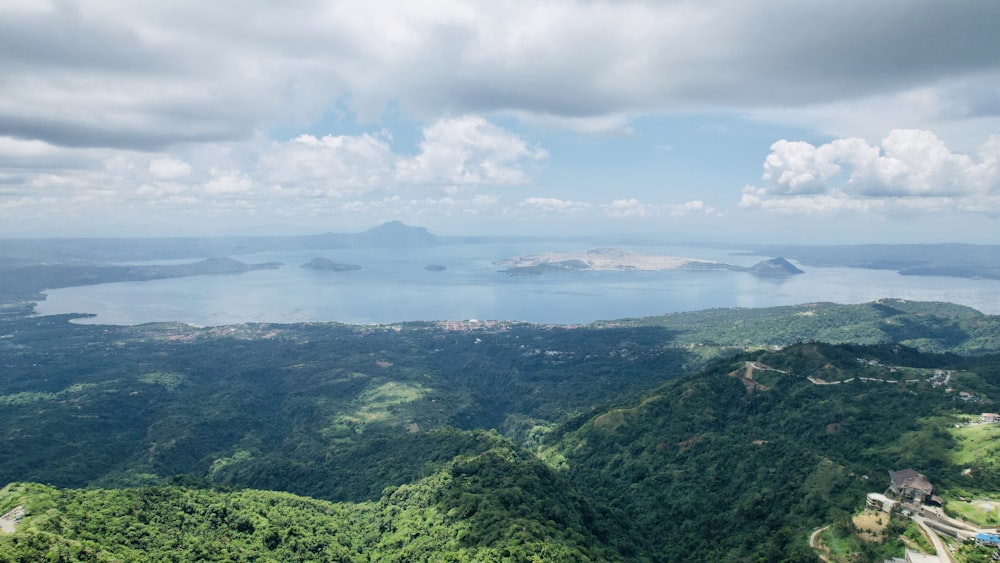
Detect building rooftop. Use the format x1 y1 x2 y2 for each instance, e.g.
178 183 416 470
889 469 933 495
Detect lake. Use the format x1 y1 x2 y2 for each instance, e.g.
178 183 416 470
33 242 1000 326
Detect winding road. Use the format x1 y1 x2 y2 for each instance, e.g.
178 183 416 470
809 525 831 562
912 515 956 563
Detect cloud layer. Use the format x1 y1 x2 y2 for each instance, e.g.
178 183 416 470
2 1 999 237
2 0 998 149
0 115 553 223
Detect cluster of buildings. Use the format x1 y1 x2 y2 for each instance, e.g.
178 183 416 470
876 468 1000 561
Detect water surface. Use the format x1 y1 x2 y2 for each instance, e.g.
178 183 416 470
34 243 1000 326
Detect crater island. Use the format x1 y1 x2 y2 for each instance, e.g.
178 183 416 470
496 247 803 277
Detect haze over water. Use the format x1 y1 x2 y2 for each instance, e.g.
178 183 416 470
34 243 1000 326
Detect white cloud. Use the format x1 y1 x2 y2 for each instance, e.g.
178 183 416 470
0 114 549 233
748 72 1000 152
149 158 191 179
0 136 59 157
521 197 591 212
607 198 652 217
260 132 394 196
604 198 719 218
515 196 722 222
669 200 719 217
281 192 509 225
0 135 106 172
396 116 547 185
742 129 1000 214
0 196 47 211
470 193 500 207
202 169 254 196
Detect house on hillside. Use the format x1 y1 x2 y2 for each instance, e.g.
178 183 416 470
889 469 934 504
975 532 1000 547
981 413 1000 423
866 492 897 513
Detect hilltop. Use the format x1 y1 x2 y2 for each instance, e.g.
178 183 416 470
747 256 804 276
348 220 440 248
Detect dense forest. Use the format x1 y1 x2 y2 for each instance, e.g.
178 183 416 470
1 298 999 560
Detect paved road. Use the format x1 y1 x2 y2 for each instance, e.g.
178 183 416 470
913 515 956 563
915 505 989 536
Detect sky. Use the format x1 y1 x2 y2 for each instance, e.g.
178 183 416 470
1 1 999 243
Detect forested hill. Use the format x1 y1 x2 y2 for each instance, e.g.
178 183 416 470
550 342 1000 560
605 298 999 354
0 301 999 560
0 435 619 562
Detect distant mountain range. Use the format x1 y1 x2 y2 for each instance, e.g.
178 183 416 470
1 221 997 280
337 220 439 248
0 221 440 264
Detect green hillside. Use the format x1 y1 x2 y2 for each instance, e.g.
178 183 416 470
550 342 1000 560
0 435 614 562
1 301 999 560
609 299 1000 354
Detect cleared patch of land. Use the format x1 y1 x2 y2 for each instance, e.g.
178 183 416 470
949 422 1000 466
852 511 888 542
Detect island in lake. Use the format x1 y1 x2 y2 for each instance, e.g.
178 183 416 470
301 257 363 271
496 248 803 277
